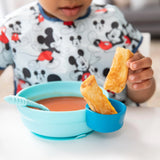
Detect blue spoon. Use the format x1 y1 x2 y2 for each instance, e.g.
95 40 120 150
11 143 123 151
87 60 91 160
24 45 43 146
4 95 50 111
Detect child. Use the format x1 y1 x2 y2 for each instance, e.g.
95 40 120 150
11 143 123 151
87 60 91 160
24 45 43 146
0 0 155 105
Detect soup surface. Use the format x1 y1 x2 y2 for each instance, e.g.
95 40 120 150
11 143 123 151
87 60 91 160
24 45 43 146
36 96 86 111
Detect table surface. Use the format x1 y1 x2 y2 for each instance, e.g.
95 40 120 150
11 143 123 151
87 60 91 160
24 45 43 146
0 100 160 160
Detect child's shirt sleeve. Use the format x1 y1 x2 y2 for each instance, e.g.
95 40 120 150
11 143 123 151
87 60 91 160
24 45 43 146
0 18 13 70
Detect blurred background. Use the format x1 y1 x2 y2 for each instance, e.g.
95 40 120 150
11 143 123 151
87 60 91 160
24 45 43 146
94 0 160 38
0 0 160 107
1 0 160 38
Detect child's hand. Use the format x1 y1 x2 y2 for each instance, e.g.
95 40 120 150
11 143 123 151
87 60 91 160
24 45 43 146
127 51 154 91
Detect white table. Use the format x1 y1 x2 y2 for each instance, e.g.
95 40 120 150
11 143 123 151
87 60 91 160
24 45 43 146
0 100 160 160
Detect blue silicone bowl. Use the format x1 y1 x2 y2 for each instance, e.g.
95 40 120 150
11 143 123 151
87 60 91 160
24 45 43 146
86 98 127 133
16 81 109 140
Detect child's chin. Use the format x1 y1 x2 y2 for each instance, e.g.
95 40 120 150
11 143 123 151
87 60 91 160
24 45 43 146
59 14 80 22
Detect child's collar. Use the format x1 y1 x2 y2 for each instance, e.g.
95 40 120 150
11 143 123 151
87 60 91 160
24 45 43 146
38 3 91 22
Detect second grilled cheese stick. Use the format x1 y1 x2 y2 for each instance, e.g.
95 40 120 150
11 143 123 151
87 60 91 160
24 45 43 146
80 75 117 115
103 47 134 93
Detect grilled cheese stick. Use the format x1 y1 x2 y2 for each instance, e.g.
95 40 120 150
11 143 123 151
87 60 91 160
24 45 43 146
80 75 117 115
103 47 134 93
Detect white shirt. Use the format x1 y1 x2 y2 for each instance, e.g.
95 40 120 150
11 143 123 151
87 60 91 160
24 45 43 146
0 1 142 105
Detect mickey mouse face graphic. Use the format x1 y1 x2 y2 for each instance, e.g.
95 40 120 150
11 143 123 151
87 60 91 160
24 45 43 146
74 51 88 71
30 6 44 25
106 22 123 44
34 70 46 82
93 21 124 51
37 27 60 63
68 49 98 81
69 35 82 46
9 21 22 43
93 19 105 31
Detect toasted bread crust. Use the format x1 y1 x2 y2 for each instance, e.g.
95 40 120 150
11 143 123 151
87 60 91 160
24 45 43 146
80 75 117 114
103 47 134 93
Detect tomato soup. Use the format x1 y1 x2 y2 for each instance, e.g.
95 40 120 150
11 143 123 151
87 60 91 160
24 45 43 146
36 97 86 111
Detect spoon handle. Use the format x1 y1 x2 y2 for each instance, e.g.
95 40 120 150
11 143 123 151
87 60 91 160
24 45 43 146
4 95 49 111
27 99 50 111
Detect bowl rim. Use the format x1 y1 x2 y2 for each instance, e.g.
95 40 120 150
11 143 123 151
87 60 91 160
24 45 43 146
85 98 127 116
16 81 109 114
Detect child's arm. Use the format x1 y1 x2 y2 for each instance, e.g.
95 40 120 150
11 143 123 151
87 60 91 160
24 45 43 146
126 51 156 103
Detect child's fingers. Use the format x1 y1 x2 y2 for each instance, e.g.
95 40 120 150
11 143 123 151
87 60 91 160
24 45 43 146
127 52 144 64
128 68 154 83
129 57 152 71
128 78 153 90
127 52 145 70
126 51 154 91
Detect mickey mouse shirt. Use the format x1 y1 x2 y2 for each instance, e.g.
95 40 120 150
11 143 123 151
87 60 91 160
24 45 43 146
0 1 142 105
